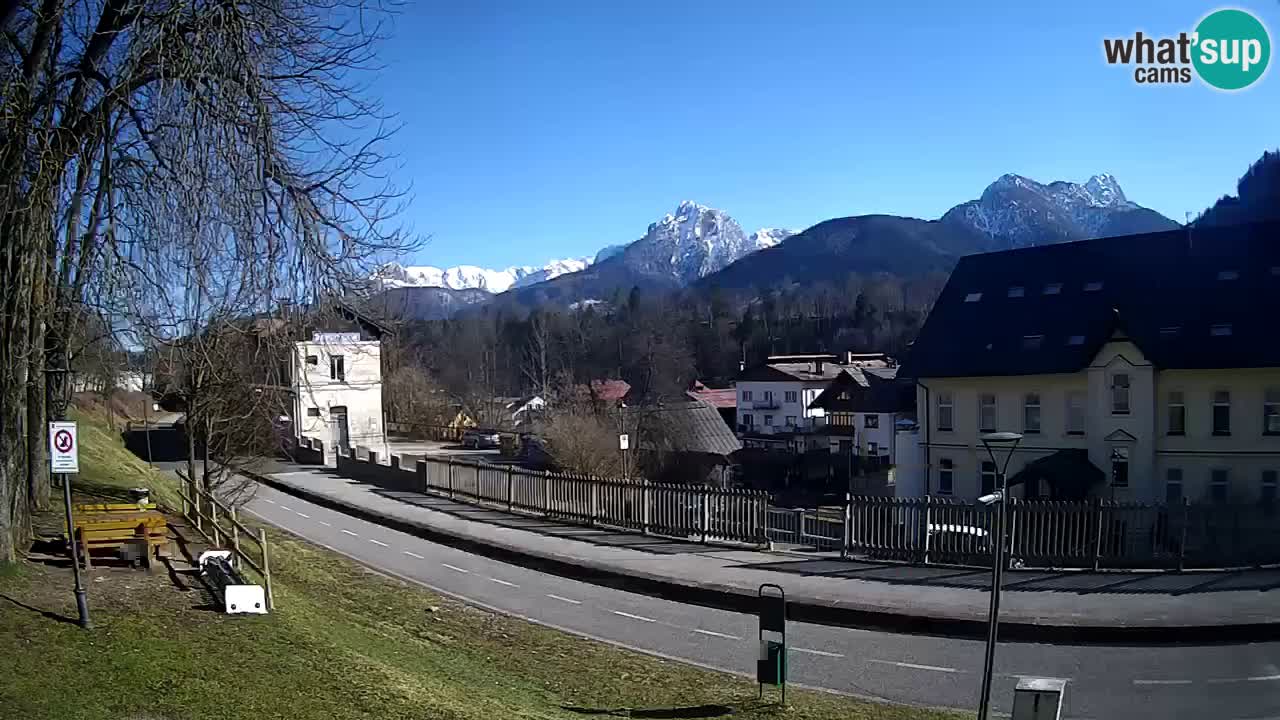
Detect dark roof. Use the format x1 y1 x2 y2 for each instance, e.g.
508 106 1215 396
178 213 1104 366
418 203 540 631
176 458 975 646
1008 449 1104 502
899 222 1280 379
738 360 857 383
808 369 911 413
627 399 742 456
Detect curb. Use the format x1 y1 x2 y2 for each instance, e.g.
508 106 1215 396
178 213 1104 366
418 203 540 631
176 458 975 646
246 469 1280 645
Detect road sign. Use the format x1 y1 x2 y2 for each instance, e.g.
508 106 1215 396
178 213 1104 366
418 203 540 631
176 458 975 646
49 421 79 473
618 433 630 450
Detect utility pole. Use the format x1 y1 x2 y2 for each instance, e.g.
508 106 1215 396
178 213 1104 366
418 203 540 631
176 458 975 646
47 365 91 629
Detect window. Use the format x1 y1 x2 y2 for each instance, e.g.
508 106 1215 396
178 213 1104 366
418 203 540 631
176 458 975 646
1213 390 1231 435
306 407 321 417
1007 286 1025 298
784 390 797 403
979 393 997 432
1210 324 1233 337
1262 470 1278 506
764 415 774 427
1166 468 1184 504
1217 269 1239 281
763 390 774 404
936 392 954 431
1167 391 1186 435
1210 469 1230 503
741 413 754 427
838 390 850 400
1110 373 1130 414
1043 283 1062 295
1160 326 1181 339
1022 335 1044 350
868 442 879 455
980 461 997 495
329 355 345 382
1110 447 1129 488
305 354 319 365
1265 389 1280 435
1065 390 1085 435
1023 393 1041 434
741 390 753 402
785 416 797 427
964 292 983 303
938 459 954 496
1083 281 1103 292
864 414 879 428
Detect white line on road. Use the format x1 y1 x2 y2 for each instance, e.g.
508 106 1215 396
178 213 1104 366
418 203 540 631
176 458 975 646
441 564 469 574
368 538 389 547
546 594 582 605
692 628 740 640
489 578 519 588
1209 674 1280 684
402 551 425 559
261 498 276 504
868 658 959 674
294 511 311 518
341 529 358 536
1134 679 1193 686
279 506 293 512
318 520 332 527
792 647 844 658
612 611 656 623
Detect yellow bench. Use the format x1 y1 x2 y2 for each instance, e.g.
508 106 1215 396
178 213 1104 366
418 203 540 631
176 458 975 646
69 506 169 569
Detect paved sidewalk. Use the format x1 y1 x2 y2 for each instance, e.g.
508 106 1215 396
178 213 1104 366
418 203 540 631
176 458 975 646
253 462 1280 642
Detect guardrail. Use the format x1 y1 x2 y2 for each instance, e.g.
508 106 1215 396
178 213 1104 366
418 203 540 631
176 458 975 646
335 449 769 547
777 495 1280 570
177 472 274 607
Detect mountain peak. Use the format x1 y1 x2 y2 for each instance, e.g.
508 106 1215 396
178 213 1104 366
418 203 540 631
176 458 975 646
372 257 591 293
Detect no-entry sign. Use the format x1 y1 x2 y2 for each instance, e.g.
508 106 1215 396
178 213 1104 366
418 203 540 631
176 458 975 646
49 421 79 474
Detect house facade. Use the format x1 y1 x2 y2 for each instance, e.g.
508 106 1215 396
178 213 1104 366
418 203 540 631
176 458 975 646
735 354 844 435
901 222 1280 505
292 332 388 465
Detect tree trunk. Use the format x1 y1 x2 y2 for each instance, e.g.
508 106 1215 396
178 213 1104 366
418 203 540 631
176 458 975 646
26 252 50 512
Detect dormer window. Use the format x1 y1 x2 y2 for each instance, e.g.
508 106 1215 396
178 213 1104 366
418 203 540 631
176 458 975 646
964 292 983 303
1210 324 1233 337
1008 286 1025 298
1043 283 1062 295
1083 281 1103 292
1217 270 1239 281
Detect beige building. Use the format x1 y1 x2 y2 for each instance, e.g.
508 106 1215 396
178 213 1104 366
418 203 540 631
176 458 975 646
901 222 1280 505
292 332 388 465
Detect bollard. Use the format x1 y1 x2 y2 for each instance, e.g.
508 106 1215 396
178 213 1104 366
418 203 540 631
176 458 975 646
1011 677 1066 720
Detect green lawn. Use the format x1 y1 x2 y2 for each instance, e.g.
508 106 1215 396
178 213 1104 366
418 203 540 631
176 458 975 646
0 409 959 720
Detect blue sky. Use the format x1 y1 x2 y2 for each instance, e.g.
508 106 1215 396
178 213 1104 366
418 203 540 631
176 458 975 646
370 0 1278 269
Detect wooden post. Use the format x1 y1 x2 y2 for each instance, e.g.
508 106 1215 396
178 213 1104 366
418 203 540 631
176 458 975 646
1092 498 1105 572
258 528 274 610
231 507 241 571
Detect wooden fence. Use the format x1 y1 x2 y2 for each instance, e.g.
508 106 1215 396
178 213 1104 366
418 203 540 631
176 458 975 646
177 472 274 607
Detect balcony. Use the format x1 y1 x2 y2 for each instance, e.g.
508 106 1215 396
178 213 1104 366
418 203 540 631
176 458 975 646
751 399 780 409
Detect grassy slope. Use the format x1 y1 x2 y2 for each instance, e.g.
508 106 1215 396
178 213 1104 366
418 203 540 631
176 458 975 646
0 409 958 720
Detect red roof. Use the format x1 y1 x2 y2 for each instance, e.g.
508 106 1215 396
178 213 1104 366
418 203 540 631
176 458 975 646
586 379 631 402
686 387 736 409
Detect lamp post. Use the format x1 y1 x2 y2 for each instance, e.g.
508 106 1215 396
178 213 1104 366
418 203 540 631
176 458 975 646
47 365 91 629
975 431 1021 720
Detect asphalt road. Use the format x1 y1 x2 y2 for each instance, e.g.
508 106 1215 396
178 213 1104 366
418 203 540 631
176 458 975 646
242 481 1280 719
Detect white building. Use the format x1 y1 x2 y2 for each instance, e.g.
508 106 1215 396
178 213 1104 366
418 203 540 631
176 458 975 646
292 332 388 465
901 222 1280 505
734 354 845 436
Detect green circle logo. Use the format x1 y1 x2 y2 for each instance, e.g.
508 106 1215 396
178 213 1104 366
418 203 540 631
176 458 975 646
1193 8 1270 90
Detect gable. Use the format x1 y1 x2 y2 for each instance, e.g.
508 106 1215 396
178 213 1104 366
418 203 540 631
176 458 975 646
1104 429 1138 442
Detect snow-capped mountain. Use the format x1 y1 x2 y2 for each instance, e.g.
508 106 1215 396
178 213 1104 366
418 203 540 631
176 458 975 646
748 227 796 249
373 257 591 293
941 173 1177 248
617 200 773 284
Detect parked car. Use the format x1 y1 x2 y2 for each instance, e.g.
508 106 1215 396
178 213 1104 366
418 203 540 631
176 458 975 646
461 428 500 449
927 523 991 555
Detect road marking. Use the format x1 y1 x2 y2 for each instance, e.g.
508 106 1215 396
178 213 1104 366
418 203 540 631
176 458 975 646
402 551 425 559
441 564 469 574
1209 674 1280 684
792 647 843 658
317 520 332 527
489 578 519 588
294 511 310 518
868 658 959 673
546 594 582 605
368 538 389 547
612 611 656 623
1134 679 1193 686
341 529 358 536
279 505 293 512
692 628 740 640
261 498 276 504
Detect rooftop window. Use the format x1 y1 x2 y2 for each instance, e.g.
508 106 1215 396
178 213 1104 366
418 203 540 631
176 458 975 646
1022 335 1044 350
1210 324 1233 337
1008 286 1025 298
964 292 983 303
1083 281 1103 292
1043 283 1062 295
1218 270 1239 281
1067 335 1086 346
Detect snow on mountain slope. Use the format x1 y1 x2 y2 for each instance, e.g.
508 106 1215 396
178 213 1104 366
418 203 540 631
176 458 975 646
618 200 772 284
748 227 796 249
374 257 591 293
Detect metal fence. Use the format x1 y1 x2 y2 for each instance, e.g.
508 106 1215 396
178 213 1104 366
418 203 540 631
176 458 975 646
778 495 1280 570
395 456 769 546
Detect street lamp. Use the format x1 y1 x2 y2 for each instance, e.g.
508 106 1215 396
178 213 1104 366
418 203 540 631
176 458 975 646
46 364 92 629
975 431 1022 720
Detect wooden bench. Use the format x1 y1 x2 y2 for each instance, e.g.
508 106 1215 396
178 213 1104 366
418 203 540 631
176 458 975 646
69 505 169 569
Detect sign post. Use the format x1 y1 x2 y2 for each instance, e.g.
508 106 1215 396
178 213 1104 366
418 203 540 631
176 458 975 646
757 583 787 704
49 420 90 628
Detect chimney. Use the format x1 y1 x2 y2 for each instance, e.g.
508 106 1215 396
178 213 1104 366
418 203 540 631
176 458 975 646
814 359 824 374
